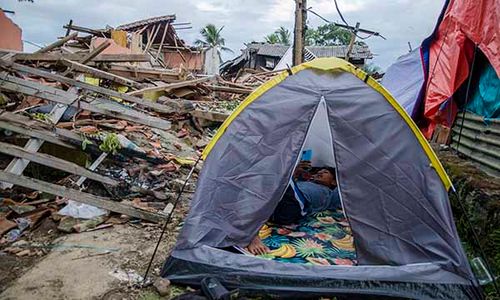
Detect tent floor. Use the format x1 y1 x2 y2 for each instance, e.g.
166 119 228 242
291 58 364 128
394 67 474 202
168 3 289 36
255 210 357 265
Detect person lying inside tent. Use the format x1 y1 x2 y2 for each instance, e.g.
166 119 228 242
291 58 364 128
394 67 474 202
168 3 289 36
247 162 341 255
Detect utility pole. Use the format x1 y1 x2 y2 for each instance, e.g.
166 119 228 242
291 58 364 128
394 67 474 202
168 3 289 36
344 22 360 61
293 0 307 66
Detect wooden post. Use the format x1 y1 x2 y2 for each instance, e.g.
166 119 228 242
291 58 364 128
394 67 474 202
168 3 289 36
34 32 78 54
65 19 73 36
293 0 307 66
345 22 360 62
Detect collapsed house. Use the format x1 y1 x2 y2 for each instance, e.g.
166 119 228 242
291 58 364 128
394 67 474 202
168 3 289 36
220 42 373 78
0 15 253 246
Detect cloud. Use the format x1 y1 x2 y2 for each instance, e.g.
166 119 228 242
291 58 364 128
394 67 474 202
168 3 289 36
1 0 444 69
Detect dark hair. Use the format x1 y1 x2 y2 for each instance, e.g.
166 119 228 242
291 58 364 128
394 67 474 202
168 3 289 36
322 167 336 177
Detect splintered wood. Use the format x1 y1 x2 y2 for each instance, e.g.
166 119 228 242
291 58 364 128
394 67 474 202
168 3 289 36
0 19 267 227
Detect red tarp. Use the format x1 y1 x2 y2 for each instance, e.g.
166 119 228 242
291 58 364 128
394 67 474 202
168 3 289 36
421 0 499 138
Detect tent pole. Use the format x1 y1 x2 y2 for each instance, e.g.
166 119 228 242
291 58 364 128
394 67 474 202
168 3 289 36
455 44 478 154
142 155 202 286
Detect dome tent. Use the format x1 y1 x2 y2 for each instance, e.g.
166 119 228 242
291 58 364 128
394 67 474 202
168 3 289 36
162 58 481 299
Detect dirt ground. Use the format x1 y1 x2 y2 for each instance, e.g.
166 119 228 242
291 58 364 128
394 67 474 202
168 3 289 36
0 200 190 300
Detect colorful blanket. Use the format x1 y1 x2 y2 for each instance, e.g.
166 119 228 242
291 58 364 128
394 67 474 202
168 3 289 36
257 210 357 266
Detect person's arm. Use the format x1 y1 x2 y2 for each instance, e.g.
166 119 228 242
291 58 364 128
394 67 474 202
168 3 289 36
246 235 270 255
293 160 312 180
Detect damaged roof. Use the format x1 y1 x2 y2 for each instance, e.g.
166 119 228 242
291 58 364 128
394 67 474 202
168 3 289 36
306 44 373 59
117 14 176 31
246 43 290 58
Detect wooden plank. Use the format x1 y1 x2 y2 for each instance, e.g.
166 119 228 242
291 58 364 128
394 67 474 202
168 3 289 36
106 65 181 82
0 73 171 130
1 61 177 114
34 32 78 54
156 23 169 60
80 99 171 129
191 110 229 123
63 24 110 37
80 40 111 65
60 59 142 89
0 171 166 223
127 76 215 96
76 152 107 186
0 100 70 189
0 141 118 186
13 53 150 63
0 111 84 145
0 119 75 149
205 84 253 94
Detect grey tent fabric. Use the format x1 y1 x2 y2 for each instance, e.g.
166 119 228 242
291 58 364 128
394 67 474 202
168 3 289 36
176 71 322 249
323 71 472 279
163 64 480 298
381 48 424 117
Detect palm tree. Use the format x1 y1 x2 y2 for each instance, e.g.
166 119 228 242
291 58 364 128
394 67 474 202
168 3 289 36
195 24 232 53
265 33 280 44
275 26 291 46
264 27 291 45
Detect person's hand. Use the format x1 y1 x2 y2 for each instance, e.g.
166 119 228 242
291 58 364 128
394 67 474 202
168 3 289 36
246 236 270 255
298 160 311 170
294 160 311 178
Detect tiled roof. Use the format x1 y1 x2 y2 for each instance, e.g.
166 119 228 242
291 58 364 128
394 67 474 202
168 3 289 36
117 15 176 31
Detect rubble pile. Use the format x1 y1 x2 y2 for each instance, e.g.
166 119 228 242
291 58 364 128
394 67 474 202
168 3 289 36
0 19 258 250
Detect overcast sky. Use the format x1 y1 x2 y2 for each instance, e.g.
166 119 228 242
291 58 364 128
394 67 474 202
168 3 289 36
2 0 444 70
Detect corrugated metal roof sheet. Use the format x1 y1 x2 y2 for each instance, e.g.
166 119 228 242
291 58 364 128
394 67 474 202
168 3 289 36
451 112 500 177
117 15 176 31
244 43 372 59
246 43 290 57
306 45 373 59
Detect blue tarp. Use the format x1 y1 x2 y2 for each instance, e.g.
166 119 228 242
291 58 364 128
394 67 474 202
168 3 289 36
467 62 500 119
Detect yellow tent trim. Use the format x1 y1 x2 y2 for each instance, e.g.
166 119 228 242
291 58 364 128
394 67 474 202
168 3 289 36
202 57 452 190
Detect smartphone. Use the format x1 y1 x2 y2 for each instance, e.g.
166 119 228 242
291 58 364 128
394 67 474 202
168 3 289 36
301 149 312 161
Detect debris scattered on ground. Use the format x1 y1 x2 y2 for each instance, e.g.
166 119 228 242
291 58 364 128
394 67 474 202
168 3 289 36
153 277 171 297
0 16 263 296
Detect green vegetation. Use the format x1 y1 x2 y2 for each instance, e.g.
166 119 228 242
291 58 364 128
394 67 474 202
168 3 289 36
99 133 121 154
195 24 232 53
264 27 291 46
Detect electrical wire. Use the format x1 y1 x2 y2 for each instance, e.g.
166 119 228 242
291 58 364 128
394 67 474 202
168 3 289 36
307 8 385 40
333 0 349 26
455 44 477 154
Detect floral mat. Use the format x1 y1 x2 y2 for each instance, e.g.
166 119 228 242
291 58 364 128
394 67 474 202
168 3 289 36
257 210 357 266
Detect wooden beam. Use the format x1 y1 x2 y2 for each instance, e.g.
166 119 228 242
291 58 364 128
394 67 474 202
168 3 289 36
0 142 118 186
0 171 166 223
34 32 78 54
0 119 75 149
80 40 111 65
127 76 215 96
191 110 229 123
63 24 109 37
1 61 178 114
0 111 84 145
156 23 169 60
13 53 150 63
60 59 142 89
205 85 253 94
0 73 171 130
65 19 73 36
